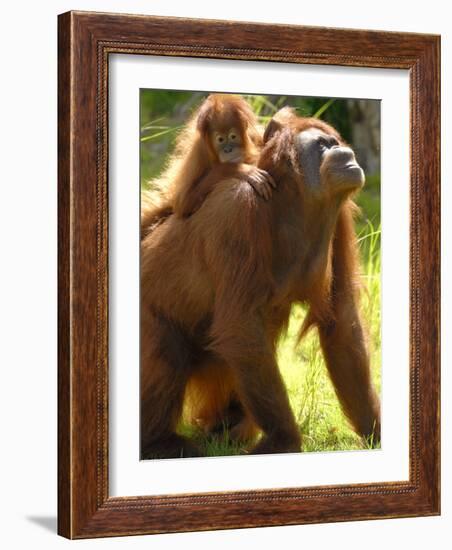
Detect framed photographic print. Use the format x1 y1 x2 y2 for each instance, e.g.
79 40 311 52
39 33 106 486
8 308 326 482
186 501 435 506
58 11 440 539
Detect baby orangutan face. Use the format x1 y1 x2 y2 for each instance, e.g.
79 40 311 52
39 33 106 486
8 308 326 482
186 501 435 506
212 127 244 163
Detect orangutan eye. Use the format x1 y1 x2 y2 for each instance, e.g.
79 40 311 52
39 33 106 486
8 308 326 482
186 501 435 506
216 135 225 144
317 137 329 149
229 133 237 141
318 135 339 149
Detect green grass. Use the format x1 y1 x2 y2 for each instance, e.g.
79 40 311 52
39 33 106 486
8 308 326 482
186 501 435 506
280 218 381 453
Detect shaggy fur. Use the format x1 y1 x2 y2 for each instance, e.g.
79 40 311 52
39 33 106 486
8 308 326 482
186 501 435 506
140 107 380 459
141 94 263 240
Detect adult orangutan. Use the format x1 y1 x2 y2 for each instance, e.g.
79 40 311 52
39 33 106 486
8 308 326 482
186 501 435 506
140 106 381 459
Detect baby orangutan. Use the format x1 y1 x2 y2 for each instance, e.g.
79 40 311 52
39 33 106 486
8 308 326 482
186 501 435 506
141 94 275 238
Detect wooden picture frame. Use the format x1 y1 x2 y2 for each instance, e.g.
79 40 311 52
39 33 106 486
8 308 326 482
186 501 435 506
58 10 440 539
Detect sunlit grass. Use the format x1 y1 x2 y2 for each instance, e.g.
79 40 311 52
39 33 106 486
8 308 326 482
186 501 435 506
278 220 381 453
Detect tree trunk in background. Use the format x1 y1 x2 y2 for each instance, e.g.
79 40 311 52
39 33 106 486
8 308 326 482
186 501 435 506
347 100 380 176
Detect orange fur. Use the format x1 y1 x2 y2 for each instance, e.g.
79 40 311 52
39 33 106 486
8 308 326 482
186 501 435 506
140 106 380 459
183 362 259 443
141 94 263 241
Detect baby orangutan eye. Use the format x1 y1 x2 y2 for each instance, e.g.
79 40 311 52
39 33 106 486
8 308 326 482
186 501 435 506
229 133 237 141
216 135 225 144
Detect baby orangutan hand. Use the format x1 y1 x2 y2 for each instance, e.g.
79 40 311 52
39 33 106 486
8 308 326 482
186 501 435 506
244 166 276 200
